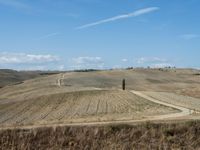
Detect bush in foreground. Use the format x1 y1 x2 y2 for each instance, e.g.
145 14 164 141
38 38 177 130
0 121 200 149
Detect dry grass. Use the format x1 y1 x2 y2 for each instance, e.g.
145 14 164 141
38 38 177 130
0 121 200 149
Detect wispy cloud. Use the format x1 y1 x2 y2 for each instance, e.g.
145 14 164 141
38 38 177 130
76 7 159 29
0 52 62 70
0 0 30 9
37 32 60 40
136 57 173 68
121 59 128 62
136 57 167 64
0 52 59 64
64 13 79 18
180 34 199 40
153 63 173 68
70 56 104 69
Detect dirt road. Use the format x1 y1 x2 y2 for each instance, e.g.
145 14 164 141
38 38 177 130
0 74 194 130
54 73 194 122
57 73 193 119
0 109 193 131
131 90 193 119
57 74 65 87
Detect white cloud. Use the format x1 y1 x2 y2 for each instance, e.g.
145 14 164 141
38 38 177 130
112 65 122 69
25 65 46 71
180 34 199 40
58 65 65 71
136 57 173 68
76 7 159 29
64 13 79 18
152 63 173 68
0 52 59 64
70 56 104 69
122 59 128 62
0 52 63 70
137 57 167 64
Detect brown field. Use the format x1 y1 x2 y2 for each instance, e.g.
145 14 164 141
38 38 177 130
1 68 200 100
0 68 200 128
0 68 200 149
143 91 200 112
0 90 178 127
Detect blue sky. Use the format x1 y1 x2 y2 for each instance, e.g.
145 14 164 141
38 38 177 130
0 0 199 70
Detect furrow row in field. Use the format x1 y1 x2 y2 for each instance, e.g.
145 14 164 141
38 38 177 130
97 95 107 114
4 98 46 125
109 93 130 113
113 93 138 113
85 95 99 116
0 90 180 126
0 102 22 117
71 95 90 117
85 97 92 114
0 99 37 124
63 93 80 119
18 98 49 125
106 93 122 114
22 98 52 124
45 95 72 121
43 95 67 121
144 92 200 111
57 95 76 120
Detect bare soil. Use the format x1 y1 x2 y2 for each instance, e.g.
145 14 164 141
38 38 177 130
1 69 200 149
0 68 200 127
0 90 178 127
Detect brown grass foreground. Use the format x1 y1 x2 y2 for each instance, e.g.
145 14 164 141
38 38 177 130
0 121 200 150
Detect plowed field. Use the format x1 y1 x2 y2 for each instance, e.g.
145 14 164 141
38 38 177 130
143 91 200 112
0 90 178 127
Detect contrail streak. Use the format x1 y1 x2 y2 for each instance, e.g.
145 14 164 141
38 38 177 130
76 7 159 29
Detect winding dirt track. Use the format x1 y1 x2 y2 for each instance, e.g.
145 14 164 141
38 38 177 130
131 91 193 120
54 74 193 124
57 74 65 87
0 74 194 130
58 73 193 119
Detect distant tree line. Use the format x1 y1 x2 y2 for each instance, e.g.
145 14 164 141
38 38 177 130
73 69 100 72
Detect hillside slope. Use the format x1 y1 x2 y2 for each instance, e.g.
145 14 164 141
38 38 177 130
0 90 178 127
0 69 40 88
0 68 200 103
